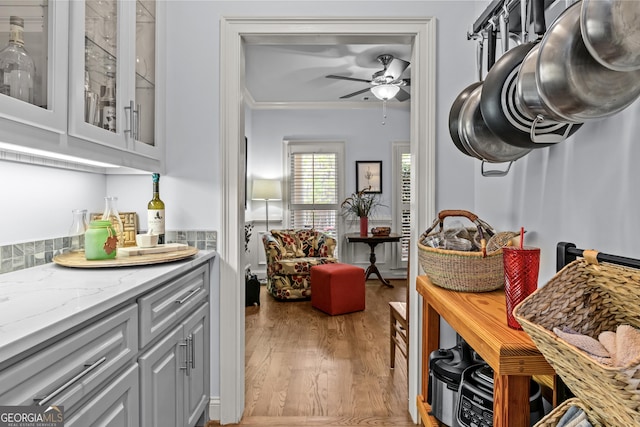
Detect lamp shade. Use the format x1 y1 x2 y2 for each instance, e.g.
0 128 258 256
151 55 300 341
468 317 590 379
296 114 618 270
252 179 282 200
371 84 400 101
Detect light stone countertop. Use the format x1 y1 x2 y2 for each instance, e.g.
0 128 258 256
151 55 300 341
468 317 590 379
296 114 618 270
0 250 216 367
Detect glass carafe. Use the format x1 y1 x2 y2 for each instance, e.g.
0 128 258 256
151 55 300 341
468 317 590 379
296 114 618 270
102 196 124 249
68 209 88 252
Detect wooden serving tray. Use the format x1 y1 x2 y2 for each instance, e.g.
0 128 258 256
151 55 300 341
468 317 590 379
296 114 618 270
53 246 199 268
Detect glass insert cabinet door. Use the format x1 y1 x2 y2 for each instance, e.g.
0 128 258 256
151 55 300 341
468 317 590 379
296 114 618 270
0 0 68 132
135 0 155 146
70 0 156 151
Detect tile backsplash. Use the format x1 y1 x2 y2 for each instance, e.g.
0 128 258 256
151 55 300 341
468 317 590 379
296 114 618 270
0 230 217 274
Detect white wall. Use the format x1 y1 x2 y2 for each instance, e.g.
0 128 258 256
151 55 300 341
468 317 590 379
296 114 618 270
0 162 106 244
473 102 640 285
245 106 410 275
246 107 410 220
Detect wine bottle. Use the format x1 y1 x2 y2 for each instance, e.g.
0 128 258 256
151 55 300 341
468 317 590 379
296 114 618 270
100 73 116 132
0 16 35 104
148 173 165 244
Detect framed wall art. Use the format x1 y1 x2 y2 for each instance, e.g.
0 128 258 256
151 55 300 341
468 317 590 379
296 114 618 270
356 161 382 193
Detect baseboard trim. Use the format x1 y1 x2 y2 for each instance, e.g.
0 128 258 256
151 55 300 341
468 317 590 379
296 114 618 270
208 396 221 422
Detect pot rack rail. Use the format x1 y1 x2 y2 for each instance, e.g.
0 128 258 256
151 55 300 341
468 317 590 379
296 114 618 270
469 0 557 39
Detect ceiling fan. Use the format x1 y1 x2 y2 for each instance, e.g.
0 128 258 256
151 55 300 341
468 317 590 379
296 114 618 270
326 54 411 102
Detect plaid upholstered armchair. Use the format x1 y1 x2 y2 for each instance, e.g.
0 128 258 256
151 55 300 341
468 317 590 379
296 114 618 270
262 229 337 300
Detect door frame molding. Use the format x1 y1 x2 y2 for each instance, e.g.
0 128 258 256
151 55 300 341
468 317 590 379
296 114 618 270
219 16 436 424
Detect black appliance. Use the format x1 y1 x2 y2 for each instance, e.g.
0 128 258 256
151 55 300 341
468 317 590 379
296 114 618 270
427 336 476 427
456 364 545 427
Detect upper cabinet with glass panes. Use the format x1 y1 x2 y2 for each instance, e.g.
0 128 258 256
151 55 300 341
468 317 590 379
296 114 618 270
0 1 68 133
68 0 161 161
0 1 162 171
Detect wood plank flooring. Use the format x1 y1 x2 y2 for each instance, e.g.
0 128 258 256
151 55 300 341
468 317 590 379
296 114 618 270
212 279 414 426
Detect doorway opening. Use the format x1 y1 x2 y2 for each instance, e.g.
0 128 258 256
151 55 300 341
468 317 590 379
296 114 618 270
219 17 436 424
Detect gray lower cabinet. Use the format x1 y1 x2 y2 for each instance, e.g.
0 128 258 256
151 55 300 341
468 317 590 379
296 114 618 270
0 304 138 413
65 364 139 427
0 257 213 427
139 302 210 427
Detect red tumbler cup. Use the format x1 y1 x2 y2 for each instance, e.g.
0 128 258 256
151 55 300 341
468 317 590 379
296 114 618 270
502 246 540 329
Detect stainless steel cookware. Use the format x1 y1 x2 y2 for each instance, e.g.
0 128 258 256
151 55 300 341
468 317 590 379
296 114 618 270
581 0 640 71
535 2 640 122
459 85 531 170
479 0 579 148
516 43 583 144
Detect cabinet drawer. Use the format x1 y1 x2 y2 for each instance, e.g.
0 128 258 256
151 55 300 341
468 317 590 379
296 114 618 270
66 363 139 427
138 264 209 348
0 304 137 409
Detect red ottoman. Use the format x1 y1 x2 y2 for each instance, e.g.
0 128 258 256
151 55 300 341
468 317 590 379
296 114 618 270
311 263 365 315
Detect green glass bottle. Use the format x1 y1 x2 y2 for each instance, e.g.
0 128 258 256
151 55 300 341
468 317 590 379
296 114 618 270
147 173 165 244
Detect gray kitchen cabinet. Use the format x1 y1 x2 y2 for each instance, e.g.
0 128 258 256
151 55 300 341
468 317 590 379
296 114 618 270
0 253 214 427
0 1 69 135
139 302 210 427
0 0 164 172
138 263 209 348
0 304 138 414
68 0 164 170
65 363 139 427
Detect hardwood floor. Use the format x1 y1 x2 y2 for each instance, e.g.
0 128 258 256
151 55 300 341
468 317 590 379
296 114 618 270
214 279 414 426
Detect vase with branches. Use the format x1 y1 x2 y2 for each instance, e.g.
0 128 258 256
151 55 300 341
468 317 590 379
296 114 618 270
341 187 385 236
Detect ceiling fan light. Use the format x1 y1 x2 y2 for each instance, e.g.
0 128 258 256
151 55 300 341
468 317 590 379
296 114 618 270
371 84 400 101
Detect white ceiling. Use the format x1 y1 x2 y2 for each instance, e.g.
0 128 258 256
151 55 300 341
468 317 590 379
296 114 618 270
244 43 412 104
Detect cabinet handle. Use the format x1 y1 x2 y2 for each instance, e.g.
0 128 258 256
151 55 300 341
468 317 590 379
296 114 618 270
175 288 201 305
179 341 191 376
190 334 196 369
187 334 193 369
124 100 134 137
134 103 141 140
34 357 107 406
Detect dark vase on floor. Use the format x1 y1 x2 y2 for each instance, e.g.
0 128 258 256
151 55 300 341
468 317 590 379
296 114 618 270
359 216 368 237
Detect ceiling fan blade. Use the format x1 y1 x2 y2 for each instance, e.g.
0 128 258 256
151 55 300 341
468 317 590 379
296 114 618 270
340 87 372 99
384 58 410 79
326 75 372 83
401 78 410 86
395 88 411 102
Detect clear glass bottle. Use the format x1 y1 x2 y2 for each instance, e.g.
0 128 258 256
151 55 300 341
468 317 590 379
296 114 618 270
102 196 124 249
84 66 98 125
68 209 88 253
100 73 116 132
0 16 36 104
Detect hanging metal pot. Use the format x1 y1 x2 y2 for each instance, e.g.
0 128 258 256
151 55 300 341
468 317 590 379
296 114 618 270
448 28 495 159
580 0 640 72
480 0 579 148
458 85 531 176
515 43 583 144
535 1 640 122
449 81 483 158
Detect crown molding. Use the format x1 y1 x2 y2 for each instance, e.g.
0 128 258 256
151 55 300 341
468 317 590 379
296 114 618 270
243 88 410 111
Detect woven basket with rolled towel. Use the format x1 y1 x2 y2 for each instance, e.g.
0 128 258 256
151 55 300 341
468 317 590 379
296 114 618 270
515 250 640 426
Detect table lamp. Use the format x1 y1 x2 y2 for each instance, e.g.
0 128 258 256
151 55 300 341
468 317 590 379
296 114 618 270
252 179 282 231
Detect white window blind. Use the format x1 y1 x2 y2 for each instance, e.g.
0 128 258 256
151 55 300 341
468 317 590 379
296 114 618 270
288 149 340 238
400 152 411 261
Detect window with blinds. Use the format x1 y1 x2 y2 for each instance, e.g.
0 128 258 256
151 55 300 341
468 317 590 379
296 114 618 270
288 150 340 238
400 152 411 261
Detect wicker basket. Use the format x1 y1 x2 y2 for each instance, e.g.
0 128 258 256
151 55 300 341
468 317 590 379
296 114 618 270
534 398 603 427
417 210 504 292
515 253 640 426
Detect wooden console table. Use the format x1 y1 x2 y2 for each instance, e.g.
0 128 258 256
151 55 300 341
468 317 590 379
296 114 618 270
416 275 556 427
345 232 401 287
